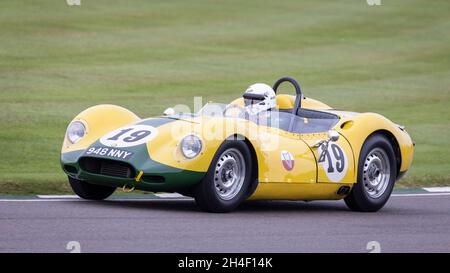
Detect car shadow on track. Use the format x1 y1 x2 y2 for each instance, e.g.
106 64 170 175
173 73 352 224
84 199 351 214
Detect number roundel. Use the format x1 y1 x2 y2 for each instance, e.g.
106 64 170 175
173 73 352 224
318 143 348 182
100 125 158 148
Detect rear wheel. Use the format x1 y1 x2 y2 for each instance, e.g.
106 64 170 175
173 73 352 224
344 134 396 212
68 176 116 200
194 140 252 212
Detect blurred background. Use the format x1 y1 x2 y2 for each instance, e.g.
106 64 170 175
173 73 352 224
0 0 449 194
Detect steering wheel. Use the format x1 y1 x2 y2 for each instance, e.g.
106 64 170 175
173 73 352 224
272 76 303 115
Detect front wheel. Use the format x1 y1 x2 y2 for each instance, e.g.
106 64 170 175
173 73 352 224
194 140 252 212
68 176 116 200
344 134 397 212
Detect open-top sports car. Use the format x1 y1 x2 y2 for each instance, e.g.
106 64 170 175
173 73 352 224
61 77 414 212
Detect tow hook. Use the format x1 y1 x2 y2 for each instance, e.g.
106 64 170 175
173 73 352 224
121 170 144 193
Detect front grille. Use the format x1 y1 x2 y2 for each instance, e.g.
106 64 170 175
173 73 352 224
100 161 131 178
79 157 135 178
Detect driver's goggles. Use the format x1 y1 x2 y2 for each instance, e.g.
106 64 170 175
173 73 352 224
244 98 264 106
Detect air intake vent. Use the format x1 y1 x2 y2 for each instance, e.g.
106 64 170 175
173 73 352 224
142 175 165 183
79 157 135 179
64 165 78 174
100 161 131 178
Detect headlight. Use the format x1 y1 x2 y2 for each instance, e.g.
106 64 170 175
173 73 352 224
180 135 202 159
66 121 86 144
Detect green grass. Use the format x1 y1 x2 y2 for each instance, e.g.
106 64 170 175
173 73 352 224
0 0 449 194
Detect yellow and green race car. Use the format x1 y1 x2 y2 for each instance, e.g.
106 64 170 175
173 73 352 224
61 77 414 212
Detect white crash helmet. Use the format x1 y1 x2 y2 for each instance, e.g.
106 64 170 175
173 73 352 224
243 83 276 114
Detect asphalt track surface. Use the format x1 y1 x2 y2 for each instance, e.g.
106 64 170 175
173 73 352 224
1 193 449 253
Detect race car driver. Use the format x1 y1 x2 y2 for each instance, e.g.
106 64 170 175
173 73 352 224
242 83 276 115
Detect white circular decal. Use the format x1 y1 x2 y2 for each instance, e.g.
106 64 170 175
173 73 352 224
318 143 348 182
100 125 158 148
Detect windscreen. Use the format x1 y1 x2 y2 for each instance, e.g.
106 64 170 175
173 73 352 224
197 103 339 134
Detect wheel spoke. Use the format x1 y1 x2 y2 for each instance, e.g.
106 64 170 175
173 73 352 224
362 148 391 199
213 148 246 201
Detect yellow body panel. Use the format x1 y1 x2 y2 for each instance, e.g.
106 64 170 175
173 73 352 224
61 104 140 154
145 117 225 173
300 132 356 183
335 113 414 173
146 117 317 184
253 129 316 184
250 183 352 200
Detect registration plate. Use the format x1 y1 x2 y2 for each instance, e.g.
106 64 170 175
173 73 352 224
84 146 134 160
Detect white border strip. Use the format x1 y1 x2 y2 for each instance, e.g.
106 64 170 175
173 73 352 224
392 192 450 197
423 187 450 193
36 193 186 199
37 195 79 199
154 193 185 198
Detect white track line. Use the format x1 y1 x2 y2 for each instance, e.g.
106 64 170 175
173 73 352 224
154 193 185 198
37 195 79 199
37 194 186 199
392 192 450 197
423 187 450 193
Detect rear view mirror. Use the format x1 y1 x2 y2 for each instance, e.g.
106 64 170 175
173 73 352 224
328 130 340 142
163 107 175 116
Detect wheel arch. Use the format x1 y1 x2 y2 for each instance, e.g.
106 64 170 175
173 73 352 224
366 130 401 178
338 112 413 182
227 134 259 197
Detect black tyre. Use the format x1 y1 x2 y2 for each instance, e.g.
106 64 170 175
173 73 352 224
344 134 397 212
68 176 116 200
194 140 252 213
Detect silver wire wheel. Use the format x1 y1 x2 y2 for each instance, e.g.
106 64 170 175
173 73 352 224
363 147 391 199
213 148 246 201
